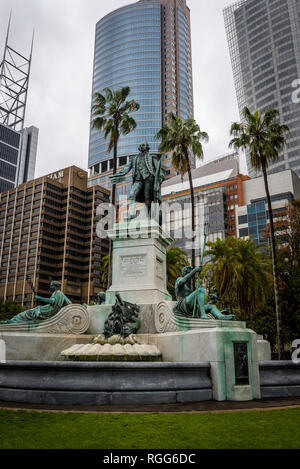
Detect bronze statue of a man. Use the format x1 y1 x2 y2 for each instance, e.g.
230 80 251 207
109 142 165 220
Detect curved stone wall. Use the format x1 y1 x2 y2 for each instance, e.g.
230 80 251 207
260 361 300 398
0 361 212 406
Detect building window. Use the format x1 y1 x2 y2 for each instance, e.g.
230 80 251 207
239 228 249 237
238 215 248 224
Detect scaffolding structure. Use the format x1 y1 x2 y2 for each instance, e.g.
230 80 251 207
0 13 34 131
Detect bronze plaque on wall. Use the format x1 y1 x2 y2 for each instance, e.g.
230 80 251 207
234 342 249 385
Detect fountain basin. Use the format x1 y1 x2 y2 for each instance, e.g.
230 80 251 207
0 361 212 405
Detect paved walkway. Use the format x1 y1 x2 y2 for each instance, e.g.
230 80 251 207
0 397 300 414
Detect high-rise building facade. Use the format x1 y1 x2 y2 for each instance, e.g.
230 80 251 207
236 169 300 244
162 153 249 260
88 0 194 180
0 166 109 306
0 124 21 193
0 123 39 193
224 0 300 177
17 126 39 187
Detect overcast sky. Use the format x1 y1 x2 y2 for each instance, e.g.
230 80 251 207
0 0 247 178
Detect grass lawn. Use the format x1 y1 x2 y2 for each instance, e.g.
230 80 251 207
0 408 299 449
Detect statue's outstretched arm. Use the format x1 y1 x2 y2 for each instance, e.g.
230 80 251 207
35 295 55 305
109 159 133 184
177 266 202 287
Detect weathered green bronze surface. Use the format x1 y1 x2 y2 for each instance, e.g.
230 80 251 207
234 342 250 385
174 266 235 320
0 281 72 324
103 293 141 338
94 292 106 305
109 142 165 219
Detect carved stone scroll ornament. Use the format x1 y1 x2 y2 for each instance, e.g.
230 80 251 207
0 304 90 335
154 302 180 334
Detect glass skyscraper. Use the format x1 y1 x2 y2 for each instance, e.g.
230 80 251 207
88 0 194 180
224 0 300 177
0 123 39 194
0 124 20 193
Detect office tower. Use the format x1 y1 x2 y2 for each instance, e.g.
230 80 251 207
161 153 250 263
0 123 39 193
88 0 194 182
0 166 110 306
0 124 21 193
0 15 38 192
16 126 39 186
236 169 300 244
224 0 300 177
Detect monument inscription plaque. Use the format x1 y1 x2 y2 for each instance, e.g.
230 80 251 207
120 255 146 276
234 342 249 385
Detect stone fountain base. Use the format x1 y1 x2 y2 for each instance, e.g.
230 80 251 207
0 361 212 406
61 342 162 362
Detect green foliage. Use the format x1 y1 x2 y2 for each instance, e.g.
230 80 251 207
166 247 189 300
275 200 300 348
1 408 300 449
251 200 300 354
156 113 208 268
229 107 289 358
156 113 208 179
205 237 272 327
253 299 277 352
229 107 289 172
91 86 139 207
0 298 23 322
100 254 109 287
92 86 140 156
204 200 300 354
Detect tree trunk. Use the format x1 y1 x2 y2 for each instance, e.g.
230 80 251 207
107 133 118 289
262 164 282 360
186 154 196 273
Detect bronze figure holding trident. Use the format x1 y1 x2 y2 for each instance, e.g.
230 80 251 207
174 224 235 321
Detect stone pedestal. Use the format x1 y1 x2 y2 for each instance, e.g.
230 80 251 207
106 219 172 305
86 301 265 402
0 332 92 361
148 327 261 402
146 301 261 401
0 304 92 362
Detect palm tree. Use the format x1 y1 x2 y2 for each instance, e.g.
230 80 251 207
205 237 238 314
205 236 272 329
92 87 140 209
166 247 189 300
234 237 272 329
92 87 139 287
229 107 289 358
100 254 109 288
156 113 209 269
